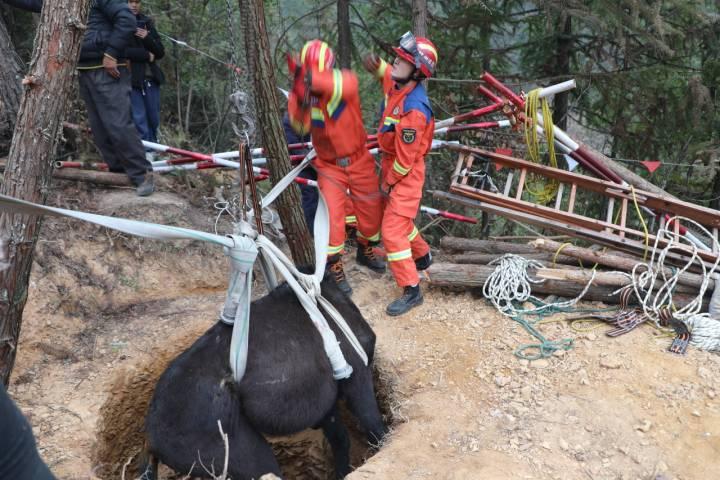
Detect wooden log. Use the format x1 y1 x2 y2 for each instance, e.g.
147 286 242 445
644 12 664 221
440 236 535 254
531 238 713 291
447 252 582 267
53 169 133 186
426 262 708 308
1 160 131 186
534 267 698 295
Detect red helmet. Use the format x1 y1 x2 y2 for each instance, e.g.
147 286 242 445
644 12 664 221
300 39 335 72
393 32 438 78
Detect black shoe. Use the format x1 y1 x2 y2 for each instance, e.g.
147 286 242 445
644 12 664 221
386 285 423 316
136 173 155 197
414 251 433 271
356 244 386 273
328 260 353 296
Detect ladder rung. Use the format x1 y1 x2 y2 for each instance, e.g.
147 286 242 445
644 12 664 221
619 198 628 238
503 171 514 197
554 183 565 210
515 168 527 200
567 184 577 214
604 198 615 233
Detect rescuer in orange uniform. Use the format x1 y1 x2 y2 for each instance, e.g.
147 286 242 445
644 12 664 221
288 40 385 295
363 32 438 316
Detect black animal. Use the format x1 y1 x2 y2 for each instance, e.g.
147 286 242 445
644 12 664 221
141 275 387 479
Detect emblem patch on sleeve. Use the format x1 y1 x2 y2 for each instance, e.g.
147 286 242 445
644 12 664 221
402 128 417 144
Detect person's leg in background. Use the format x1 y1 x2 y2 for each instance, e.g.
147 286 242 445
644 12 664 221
79 69 125 173
143 79 161 143
346 150 385 273
315 161 352 295
83 68 153 193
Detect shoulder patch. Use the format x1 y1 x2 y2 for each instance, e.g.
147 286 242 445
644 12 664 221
402 128 416 144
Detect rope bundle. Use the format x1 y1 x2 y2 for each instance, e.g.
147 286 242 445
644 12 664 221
625 215 720 352
523 89 559 204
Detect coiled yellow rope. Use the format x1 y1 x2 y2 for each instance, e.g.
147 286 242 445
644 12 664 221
524 88 559 204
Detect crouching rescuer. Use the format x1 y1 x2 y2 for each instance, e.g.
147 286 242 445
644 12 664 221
288 40 385 295
364 32 437 316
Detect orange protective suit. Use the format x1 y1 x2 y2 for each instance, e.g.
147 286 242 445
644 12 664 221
288 68 383 257
371 60 433 287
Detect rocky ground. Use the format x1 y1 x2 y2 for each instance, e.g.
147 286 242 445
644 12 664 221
7 179 720 479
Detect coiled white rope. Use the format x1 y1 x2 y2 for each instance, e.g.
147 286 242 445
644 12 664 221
483 254 596 317
623 215 720 351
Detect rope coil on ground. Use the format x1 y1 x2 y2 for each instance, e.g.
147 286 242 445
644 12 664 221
483 254 598 360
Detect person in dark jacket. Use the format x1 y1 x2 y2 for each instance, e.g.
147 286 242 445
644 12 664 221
2 0 155 196
126 0 164 151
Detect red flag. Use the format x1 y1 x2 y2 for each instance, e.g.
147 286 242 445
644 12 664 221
494 148 512 171
641 160 661 173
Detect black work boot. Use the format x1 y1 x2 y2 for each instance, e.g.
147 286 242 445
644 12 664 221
356 243 386 273
327 259 353 296
386 285 423 316
414 251 433 271
136 172 155 197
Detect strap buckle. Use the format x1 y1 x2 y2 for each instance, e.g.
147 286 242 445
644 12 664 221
337 157 351 167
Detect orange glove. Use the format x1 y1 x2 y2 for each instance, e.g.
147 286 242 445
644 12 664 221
362 53 381 73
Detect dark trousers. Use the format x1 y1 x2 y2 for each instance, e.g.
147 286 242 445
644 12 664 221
130 79 161 145
0 384 56 479
298 167 318 235
78 67 151 185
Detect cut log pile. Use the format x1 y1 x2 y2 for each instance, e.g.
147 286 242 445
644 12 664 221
426 237 712 309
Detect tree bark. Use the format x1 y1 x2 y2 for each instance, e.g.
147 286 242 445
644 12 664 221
0 0 90 386
0 15 23 152
412 0 428 37
551 15 571 130
336 0 352 69
238 0 313 267
440 236 535 254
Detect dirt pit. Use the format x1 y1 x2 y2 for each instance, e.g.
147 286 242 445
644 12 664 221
8 181 720 480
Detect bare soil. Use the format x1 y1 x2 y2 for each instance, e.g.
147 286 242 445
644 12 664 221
8 182 720 480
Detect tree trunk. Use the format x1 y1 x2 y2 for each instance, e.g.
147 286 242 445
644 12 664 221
336 0 352 69
447 252 581 267
0 15 23 152
552 15 571 130
531 238 712 291
440 236 535 254
238 0 314 267
0 0 90 386
412 0 428 37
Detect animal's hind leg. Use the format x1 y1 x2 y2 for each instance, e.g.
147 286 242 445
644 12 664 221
319 403 352 479
137 451 158 480
341 373 387 446
225 418 282 480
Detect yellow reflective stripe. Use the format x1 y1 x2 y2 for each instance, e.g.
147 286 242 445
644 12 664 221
345 215 357 224
387 249 412 262
393 159 410 176
357 231 380 242
408 226 419 241
420 43 438 59
327 244 344 255
327 70 343 117
301 43 310 63
319 43 328 72
377 59 388 79
383 116 400 126
311 107 324 121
